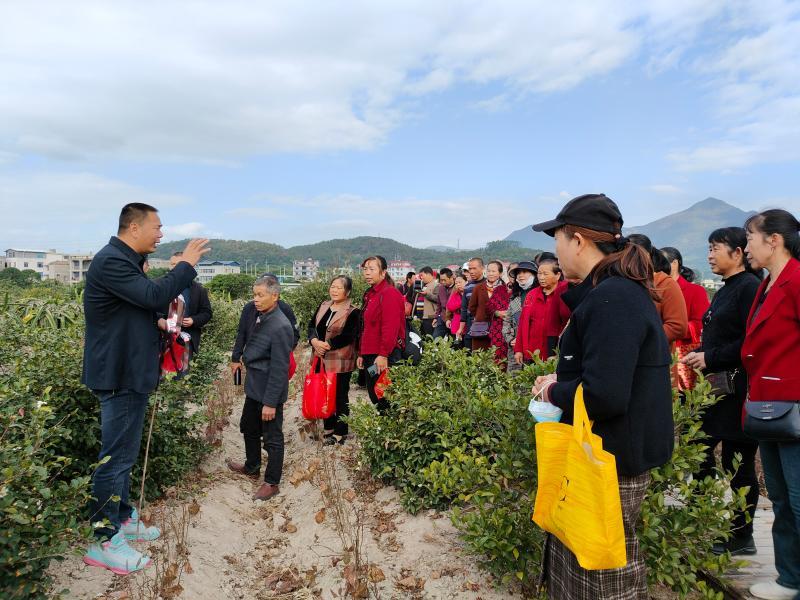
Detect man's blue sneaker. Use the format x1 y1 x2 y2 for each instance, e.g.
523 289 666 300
121 508 161 542
83 531 152 575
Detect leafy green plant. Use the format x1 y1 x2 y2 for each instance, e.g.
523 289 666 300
0 383 93 600
349 339 746 597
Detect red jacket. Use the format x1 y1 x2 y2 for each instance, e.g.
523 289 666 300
359 279 406 357
676 276 710 346
741 257 800 402
514 281 569 360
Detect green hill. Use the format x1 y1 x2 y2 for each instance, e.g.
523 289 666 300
152 237 543 271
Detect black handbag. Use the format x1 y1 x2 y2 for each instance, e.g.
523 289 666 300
743 400 800 442
707 370 736 396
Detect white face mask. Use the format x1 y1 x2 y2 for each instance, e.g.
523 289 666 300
518 275 536 290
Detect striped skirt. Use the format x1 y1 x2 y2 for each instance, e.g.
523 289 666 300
541 472 651 600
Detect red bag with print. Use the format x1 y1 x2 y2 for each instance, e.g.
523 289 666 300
302 357 336 419
374 370 392 399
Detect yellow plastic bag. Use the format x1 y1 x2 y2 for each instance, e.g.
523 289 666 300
532 384 627 570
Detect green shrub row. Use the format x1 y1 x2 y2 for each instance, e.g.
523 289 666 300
348 339 746 598
0 293 239 598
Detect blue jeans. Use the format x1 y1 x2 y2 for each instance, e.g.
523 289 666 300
432 320 449 339
760 440 800 590
90 390 149 540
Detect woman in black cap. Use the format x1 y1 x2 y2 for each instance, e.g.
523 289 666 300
531 193 674 600
503 260 538 372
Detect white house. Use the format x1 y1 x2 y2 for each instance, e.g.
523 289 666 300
196 260 241 283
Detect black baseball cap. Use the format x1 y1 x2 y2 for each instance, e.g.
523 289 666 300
532 193 624 237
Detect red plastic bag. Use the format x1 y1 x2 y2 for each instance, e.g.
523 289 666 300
289 353 297 380
302 357 336 419
374 370 392 399
160 333 187 374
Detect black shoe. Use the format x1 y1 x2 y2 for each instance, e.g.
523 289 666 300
712 534 756 556
323 435 346 446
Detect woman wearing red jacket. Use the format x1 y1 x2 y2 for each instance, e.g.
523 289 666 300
741 210 800 600
663 246 710 390
514 258 569 364
357 255 406 414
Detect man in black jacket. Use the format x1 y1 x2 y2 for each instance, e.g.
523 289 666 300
82 203 209 575
230 274 299 374
225 275 295 501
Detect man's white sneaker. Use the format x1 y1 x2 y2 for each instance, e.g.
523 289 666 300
750 581 800 600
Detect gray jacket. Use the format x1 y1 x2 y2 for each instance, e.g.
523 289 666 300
242 306 295 407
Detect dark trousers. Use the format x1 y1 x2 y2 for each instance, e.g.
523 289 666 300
697 436 759 537
91 389 150 540
432 320 449 339
239 398 284 485
323 371 351 437
421 318 435 338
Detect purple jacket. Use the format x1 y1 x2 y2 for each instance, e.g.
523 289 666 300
436 283 454 322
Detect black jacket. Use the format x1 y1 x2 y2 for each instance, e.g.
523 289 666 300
82 237 197 394
231 300 299 362
161 281 213 353
242 306 295 407
549 275 674 476
697 271 761 440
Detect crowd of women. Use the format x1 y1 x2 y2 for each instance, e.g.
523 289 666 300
299 193 800 600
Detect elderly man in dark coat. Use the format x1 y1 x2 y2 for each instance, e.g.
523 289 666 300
226 275 295 501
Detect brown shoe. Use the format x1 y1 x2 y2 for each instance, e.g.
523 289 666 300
225 459 259 480
253 483 280 501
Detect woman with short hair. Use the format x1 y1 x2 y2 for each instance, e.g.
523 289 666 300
358 256 406 414
681 227 760 557
307 275 361 445
503 261 537 372
468 260 510 363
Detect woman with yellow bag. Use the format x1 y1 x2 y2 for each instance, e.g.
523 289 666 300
531 194 674 599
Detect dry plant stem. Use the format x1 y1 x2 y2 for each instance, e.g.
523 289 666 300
137 393 159 520
318 443 380 599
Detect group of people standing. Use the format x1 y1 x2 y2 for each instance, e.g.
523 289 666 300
81 199 800 600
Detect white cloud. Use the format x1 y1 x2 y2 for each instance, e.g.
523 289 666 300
646 184 685 195
0 172 191 251
0 1 730 162
669 3 800 171
243 193 541 248
161 222 221 240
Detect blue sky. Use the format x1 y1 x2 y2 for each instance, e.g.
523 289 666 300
1 1 799 253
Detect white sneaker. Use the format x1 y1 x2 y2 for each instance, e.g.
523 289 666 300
750 581 799 600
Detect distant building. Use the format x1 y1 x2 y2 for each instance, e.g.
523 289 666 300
4 248 64 279
146 258 172 270
47 260 71 284
68 254 93 284
701 278 724 292
196 261 241 284
293 258 320 281
387 260 415 282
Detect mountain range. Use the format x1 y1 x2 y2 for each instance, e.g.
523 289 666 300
154 198 755 278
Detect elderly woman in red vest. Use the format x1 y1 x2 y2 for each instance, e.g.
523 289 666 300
308 275 361 445
741 209 800 600
514 257 569 364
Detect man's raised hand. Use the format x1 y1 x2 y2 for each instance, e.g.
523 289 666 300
180 239 211 266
